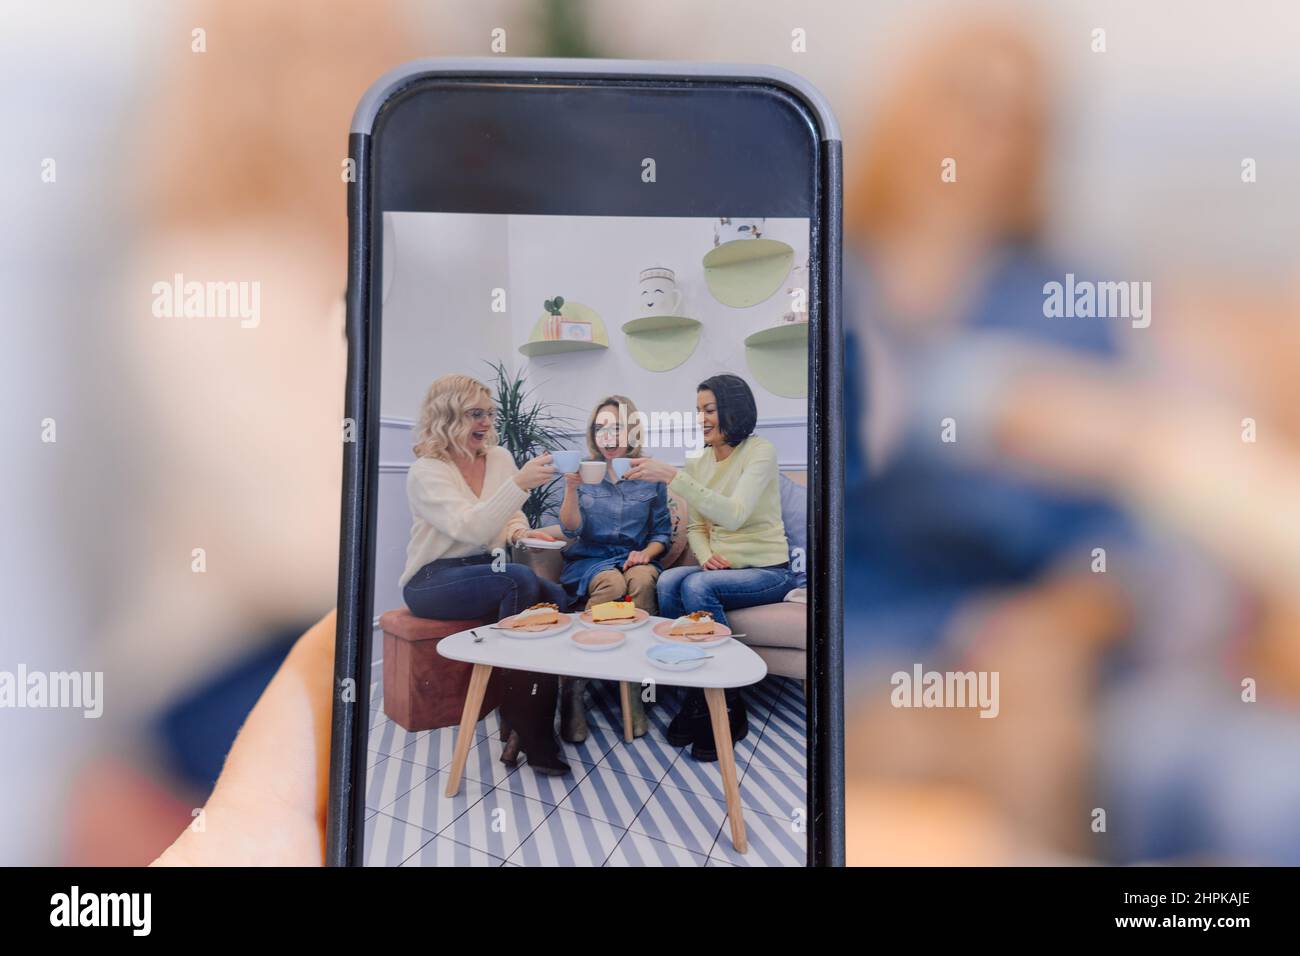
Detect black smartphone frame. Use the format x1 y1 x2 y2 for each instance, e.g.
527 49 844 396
328 58 843 867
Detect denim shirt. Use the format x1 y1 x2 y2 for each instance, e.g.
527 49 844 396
560 476 673 597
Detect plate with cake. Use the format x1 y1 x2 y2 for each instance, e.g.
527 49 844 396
496 602 572 637
578 600 650 630
651 611 732 648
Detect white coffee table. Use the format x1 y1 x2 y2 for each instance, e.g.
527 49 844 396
437 615 767 853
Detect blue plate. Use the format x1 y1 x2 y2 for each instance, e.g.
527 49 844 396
646 644 710 671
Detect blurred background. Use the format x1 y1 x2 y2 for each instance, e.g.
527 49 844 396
4 0 1299 865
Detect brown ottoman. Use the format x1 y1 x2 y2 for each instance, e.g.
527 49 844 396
380 609 502 732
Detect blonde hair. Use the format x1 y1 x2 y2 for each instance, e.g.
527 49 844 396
585 395 644 460
413 375 497 461
846 17 1047 244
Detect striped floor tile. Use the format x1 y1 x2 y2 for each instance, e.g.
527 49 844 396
384 772 491 834
364 811 436 867
395 725 465 771
366 756 437 812
560 765 657 827
708 806 807 867
737 759 806 820
598 726 683 782
657 729 762 801
368 719 429 757
508 808 624 867
559 716 622 766
444 788 553 860
741 680 783 723
496 755 592 806
400 834 505 867
628 784 727 855
605 830 707 867
763 691 807 742
459 733 527 787
745 723 806 778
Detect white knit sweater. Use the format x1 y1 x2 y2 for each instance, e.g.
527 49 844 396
400 445 530 587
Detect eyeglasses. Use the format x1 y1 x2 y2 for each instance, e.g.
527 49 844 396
593 425 623 438
464 408 494 423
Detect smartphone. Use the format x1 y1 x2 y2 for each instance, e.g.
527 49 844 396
328 58 843 867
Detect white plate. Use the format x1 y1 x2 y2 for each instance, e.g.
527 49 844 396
515 537 567 550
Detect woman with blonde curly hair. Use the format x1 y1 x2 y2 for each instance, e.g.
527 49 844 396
401 373 572 775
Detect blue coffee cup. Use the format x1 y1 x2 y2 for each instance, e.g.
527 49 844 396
551 450 582 474
612 457 634 479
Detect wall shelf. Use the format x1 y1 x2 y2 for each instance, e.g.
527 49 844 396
743 322 808 398
703 238 795 308
621 315 702 372
518 301 609 359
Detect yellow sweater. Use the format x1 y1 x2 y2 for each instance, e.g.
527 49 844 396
668 436 790 568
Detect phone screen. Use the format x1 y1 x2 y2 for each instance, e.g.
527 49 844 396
341 69 838 867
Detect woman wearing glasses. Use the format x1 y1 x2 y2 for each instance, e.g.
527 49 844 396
400 373 572 775
555 394 673 741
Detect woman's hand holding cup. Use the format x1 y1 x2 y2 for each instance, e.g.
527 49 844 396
514 452 557 491
623 457 677 484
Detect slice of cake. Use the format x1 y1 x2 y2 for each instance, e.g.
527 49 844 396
513 602 560 627
668 611 716 637
591 600 637 623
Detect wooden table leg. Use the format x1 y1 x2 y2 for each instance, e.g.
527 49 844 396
703 687 747 854
619 682 634 743
445 664 492 797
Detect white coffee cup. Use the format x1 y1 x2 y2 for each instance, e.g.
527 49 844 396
579 460 606 484
638 267 682 316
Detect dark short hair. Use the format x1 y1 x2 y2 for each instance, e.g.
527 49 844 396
698 374 757 446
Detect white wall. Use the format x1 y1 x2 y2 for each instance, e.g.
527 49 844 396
505 214 810 425
380 212 512 419
373 212 811 618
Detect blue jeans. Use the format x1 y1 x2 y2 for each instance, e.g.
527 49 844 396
656 563 796 629
403 560 568 621
402 559 568 760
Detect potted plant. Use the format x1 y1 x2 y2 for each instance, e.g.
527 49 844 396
543 295 565 339
487 360 572 530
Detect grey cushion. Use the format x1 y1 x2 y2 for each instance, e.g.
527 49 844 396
779 474 808 588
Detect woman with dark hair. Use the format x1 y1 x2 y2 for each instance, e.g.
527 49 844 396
624 373 795 761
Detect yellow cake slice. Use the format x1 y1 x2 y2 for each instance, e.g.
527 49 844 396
591 600 637 623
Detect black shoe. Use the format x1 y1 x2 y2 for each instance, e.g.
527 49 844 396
666 689 709 747
524 749 571 777
499 729 521 767
689 694 749 762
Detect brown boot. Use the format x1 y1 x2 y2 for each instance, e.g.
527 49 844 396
627 685 649 738
559 676 589 743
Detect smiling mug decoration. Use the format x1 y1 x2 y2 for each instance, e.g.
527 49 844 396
638 267 683 317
